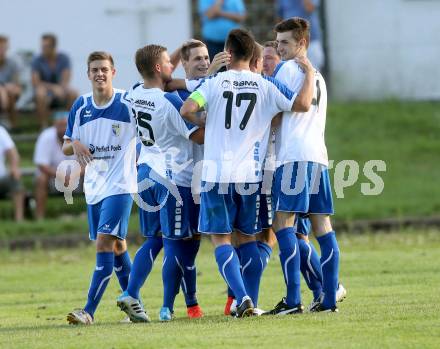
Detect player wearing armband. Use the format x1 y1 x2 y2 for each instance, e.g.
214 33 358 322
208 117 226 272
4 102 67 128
181 28 315 317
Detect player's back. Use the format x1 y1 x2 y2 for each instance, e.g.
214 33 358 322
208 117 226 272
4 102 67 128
194 69 295 183
129 84 197 187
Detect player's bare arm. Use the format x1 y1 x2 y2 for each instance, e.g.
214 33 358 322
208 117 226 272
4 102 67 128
180 98 205 127
189 128 205 145
271 112 282 128
165 78 186 92
291 55 314 112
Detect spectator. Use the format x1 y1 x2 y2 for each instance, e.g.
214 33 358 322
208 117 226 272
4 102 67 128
198 0 246 60
31 33 78 129
262 41 281 76
276 0 325 70
0 35 22 129
33 111 79 220
0 125 24 221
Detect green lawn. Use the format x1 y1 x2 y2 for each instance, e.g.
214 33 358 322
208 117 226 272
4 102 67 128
0 231 439 348
327 101 440 219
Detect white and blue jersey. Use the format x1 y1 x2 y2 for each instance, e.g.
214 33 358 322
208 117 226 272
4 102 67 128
272 60 328 167
189 69 298 234
271 60 333 215
127 83 199 239
129 84 198 187
64 88 137 239
174 86 204 204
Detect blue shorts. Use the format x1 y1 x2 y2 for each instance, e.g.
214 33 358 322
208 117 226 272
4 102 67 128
87 194 133 241
273 162 334 215
137 164 197 239
295 216 311 236
198 182 261 235
259 193 273 229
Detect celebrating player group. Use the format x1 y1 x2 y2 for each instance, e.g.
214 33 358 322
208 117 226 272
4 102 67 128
63 17 346 325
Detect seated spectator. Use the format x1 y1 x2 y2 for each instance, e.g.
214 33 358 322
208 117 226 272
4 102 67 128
32 34 77 129
262 41 281 76
0 35 22 129
33 111 80 220
0 125 24 221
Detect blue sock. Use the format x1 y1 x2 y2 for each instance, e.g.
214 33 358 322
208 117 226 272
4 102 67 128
227 247 241 299
275 227 301 307
84 252 114 317
114 250 132 292
162 239 185 311
257 241 272 271
297 238 323 300
215 244 248 305
238 241 263 306
127 236 163 299
317 231 340 309
180 239 201 307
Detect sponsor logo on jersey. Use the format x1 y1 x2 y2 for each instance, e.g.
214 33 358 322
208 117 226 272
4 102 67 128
134 100 155 108
89 143 121 154
112 123 121 137
84 109 92 118
221 80 231 89
233 81 258 88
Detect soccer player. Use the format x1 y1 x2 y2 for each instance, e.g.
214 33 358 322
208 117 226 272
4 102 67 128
224 41 276 316
267 17 341 314
117 44 204 322
63 51 137 325
181 28 315 317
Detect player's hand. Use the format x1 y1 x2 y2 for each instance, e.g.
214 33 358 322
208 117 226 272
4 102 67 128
208 51 231 74
295 55 314 73
72 140 93 167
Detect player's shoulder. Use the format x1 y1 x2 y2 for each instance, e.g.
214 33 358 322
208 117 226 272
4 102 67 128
72 93 91 111
273 59 303 78
194 72 219 89
164 92 183 113
175 89 191 102
112 88 130 104
130 81 143 92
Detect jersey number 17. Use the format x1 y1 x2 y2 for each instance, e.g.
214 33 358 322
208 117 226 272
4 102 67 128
222 91 257 130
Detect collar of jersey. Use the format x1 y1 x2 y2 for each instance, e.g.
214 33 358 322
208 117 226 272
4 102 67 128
91 89 116 110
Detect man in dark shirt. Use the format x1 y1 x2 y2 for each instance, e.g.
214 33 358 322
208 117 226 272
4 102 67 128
32 33 78 129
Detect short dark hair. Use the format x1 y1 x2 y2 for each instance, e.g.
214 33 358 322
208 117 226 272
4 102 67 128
42 33 57 47
180 40 207 61
87 51 114 71
225 28 255 61
135 44 167 79
274 17 310 47
0 35 8 44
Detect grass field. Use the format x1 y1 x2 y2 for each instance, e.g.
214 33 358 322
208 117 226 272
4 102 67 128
1 231 439 349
